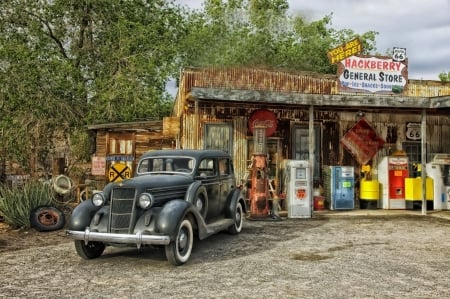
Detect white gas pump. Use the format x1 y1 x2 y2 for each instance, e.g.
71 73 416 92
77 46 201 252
426 154 450 210
285 160 312 218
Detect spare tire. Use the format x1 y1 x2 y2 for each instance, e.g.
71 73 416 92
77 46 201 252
53 175 72 195
30 206 66 232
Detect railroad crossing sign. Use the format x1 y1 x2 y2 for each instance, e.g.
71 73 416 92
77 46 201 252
108 163 132 182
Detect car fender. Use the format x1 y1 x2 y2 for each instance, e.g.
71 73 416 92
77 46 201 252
184 181 207 203
68 200 102 231
226 189 247 218
156 200 198 239
184 182 208 217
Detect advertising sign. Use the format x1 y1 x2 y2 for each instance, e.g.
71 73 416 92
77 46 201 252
91 156 106 176
337 55 408 94
340 118 385 165
327 37 362 64
248 109 277 137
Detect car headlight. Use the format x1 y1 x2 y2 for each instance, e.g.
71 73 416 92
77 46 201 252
92 192 105 207
138 193 153 209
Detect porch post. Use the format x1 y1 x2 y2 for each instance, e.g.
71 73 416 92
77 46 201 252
421 109 427 215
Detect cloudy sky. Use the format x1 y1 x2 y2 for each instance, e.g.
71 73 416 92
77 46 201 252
176 0 450 81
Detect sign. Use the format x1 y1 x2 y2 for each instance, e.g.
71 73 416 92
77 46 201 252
406 122 421 140
392 47 406 62
106 155 134 162
248 109 277 137
337 55 408 94
91 156 106 176
327 37 362 64
296 189 306 199
108 163 132 182
340 118 385 165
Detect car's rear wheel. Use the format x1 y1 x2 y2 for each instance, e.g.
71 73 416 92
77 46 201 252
228 202 244 235
74 240 105 259
165 217 193 266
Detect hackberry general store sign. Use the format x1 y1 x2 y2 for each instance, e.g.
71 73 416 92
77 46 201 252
337 55 408 94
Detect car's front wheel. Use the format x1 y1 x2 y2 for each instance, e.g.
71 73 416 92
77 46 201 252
165 217 193 266
74 240 105 260
228 202 244 235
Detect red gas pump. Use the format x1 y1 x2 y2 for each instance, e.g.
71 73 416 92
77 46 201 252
248 126 270 218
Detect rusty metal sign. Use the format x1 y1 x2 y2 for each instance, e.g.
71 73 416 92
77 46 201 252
340 118 385 165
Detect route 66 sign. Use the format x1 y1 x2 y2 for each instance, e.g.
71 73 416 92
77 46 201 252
406 122 421 140
393 47 406 62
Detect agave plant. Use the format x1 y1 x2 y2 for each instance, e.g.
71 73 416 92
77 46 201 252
0 180 56 229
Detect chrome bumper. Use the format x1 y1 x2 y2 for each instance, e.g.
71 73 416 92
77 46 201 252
66 228 171 246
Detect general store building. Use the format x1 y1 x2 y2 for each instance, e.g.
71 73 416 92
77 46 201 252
166 66 450 210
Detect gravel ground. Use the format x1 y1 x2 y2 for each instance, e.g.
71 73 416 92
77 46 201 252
1 212 450 298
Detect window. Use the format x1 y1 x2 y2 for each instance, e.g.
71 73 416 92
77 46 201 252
219 158 230 176
197 158 217 177
204 123 232 153
402 141 421 177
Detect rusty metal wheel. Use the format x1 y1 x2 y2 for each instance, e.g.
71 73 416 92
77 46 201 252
30 206 66 232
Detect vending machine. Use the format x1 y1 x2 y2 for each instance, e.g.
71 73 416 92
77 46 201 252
378 156 409 209
285 160 312 218
426 154 450 210
326 166 355 210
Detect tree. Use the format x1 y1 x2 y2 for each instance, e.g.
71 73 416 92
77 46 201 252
0 0 186 173
438 71 450 82
179 0 378 74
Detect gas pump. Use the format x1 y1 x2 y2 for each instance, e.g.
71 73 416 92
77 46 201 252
248 126 270 218
285 160 312 218
378 156 409 209
426 154 450 210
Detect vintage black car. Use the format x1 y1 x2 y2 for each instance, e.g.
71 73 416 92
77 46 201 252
66 149 246 265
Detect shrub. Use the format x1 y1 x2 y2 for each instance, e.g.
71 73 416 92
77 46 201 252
0 180 56 229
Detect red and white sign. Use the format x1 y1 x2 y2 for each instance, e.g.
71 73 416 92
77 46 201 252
338 55 408 94
91 156 106 176
248 109 277 137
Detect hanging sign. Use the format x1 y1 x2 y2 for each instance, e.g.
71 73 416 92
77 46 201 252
337 55 408 94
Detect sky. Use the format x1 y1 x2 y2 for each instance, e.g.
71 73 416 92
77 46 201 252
176 0 450 81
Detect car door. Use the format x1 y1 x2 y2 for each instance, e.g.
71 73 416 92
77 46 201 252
196 157 221 222
218 157 234 215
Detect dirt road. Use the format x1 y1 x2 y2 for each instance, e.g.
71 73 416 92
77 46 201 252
1 213 450 298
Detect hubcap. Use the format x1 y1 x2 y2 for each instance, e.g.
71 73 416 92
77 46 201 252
196 199 203 211
178 229 188 251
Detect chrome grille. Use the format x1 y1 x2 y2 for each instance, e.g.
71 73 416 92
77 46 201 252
110 187 135 234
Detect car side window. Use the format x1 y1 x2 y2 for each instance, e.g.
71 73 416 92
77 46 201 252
197 158 217 177
219 158 230 176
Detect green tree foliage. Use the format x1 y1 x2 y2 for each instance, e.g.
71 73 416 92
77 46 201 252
0 0 186 171
0 0 378 175
438 71 450 82
180 0 378 74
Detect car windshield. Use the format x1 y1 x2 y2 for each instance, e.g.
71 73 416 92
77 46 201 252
137 156 195 174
